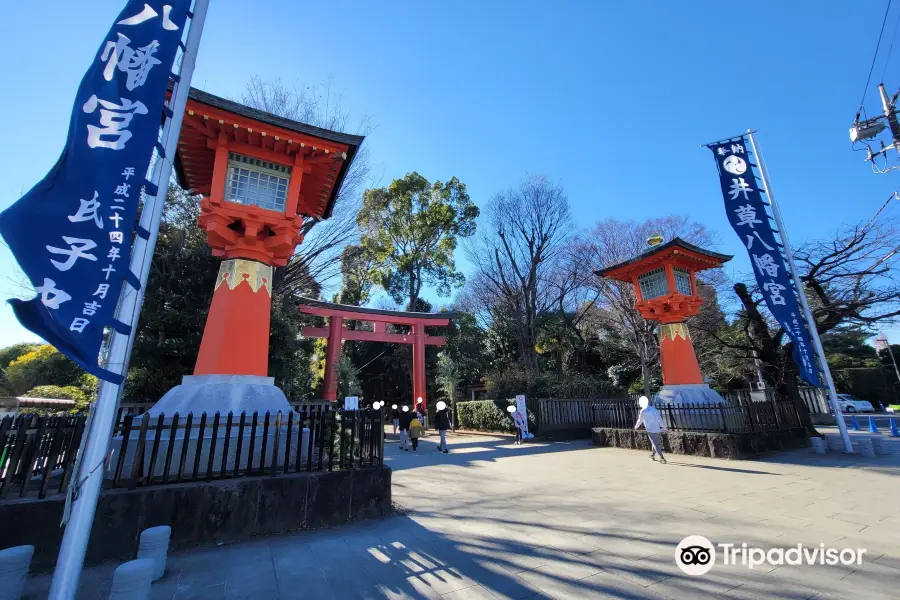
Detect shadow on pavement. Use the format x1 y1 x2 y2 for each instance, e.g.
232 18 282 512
662 462 781 475
384 431 592 473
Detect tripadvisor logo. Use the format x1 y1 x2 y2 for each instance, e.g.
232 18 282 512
675 536 867 575
676 536 715 575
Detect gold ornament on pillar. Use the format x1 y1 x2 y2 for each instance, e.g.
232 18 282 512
214 259 273 295
658 323 691 342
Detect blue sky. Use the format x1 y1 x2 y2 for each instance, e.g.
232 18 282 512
2 1 900 348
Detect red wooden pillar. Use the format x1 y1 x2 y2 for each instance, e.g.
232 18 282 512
194 259 272 376
412 324 427 409
658 323 703 385
322 315 343 402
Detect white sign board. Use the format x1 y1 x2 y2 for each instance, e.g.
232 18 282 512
343 396 359 411
515 394 532 438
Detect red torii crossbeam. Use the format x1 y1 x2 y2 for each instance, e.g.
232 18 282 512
297 298 453 407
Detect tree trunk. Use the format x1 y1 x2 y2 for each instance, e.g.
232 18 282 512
641 360 652 398
778 351 819 436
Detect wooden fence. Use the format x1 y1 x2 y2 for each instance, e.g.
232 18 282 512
536 399 597 433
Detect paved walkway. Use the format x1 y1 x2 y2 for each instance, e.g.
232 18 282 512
25 429 900 599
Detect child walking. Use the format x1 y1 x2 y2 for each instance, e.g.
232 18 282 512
409 415 423 452
634 396 667 463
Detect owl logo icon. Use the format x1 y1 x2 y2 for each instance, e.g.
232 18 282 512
722 155 747 176
675 535 716 575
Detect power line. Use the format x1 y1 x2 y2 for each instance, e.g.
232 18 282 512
881 4 900 82
858 0 894 119
861 185 900 231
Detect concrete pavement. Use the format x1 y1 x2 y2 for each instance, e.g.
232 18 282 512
24 429 900 599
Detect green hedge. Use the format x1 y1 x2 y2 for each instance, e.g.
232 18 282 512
456 400 536 433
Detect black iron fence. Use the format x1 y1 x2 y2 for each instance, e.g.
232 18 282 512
1 408 382 501
592 397 802 434
0 415 85 500
108 408 382 490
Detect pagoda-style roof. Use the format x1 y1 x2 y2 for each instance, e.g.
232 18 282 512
174 88 365 220
595 237 732 281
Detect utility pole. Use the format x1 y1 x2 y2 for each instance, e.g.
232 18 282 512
875 332 900 391
879 83 900 148
858 83 900 166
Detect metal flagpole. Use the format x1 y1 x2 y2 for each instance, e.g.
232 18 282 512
48 1 210 597
746 130 854 453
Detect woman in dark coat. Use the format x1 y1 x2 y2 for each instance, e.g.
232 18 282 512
398 406 414 451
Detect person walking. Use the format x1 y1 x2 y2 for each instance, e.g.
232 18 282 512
415 398 426 431
435 402 451 453
409 414 423 452
634 396 667 463
398 405 413 451
390 404 400 435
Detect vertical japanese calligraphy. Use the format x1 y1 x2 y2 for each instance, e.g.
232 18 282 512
0 1 189 383
706 138 822 386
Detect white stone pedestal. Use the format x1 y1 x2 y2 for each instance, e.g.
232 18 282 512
653 384 725 405
653 384 726 430
148 374 293 416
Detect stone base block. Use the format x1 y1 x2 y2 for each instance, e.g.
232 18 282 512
592 427 810 460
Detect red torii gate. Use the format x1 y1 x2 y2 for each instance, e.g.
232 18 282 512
297 298 453 407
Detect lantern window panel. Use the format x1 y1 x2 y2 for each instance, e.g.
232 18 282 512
225 152 292 213
674 267 693 296
638 268 668 300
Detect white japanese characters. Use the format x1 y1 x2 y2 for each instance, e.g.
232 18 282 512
117 3 180 31
101 33 161 90
46 237 98 271
734 204 763 229
35 278 72 309
68 191 103 229
728 177 754 201
83 95 149 150
713 141 817 381
21 2 184 344
752 253 780 277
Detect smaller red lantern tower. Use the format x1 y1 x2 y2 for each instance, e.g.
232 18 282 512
596 237 732 404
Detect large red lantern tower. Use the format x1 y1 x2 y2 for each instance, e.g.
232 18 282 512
596 237 732 404
150 89 363 415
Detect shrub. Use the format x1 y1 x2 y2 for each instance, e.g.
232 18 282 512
456 399 536 432
542 373 623 400
6 345 85 396
485 367 624 401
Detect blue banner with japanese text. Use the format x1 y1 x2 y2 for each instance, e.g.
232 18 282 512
706 137 822 387
0 1 189 383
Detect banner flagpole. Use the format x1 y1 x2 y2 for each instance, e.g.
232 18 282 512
48 1 210 597
746 130 854 453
